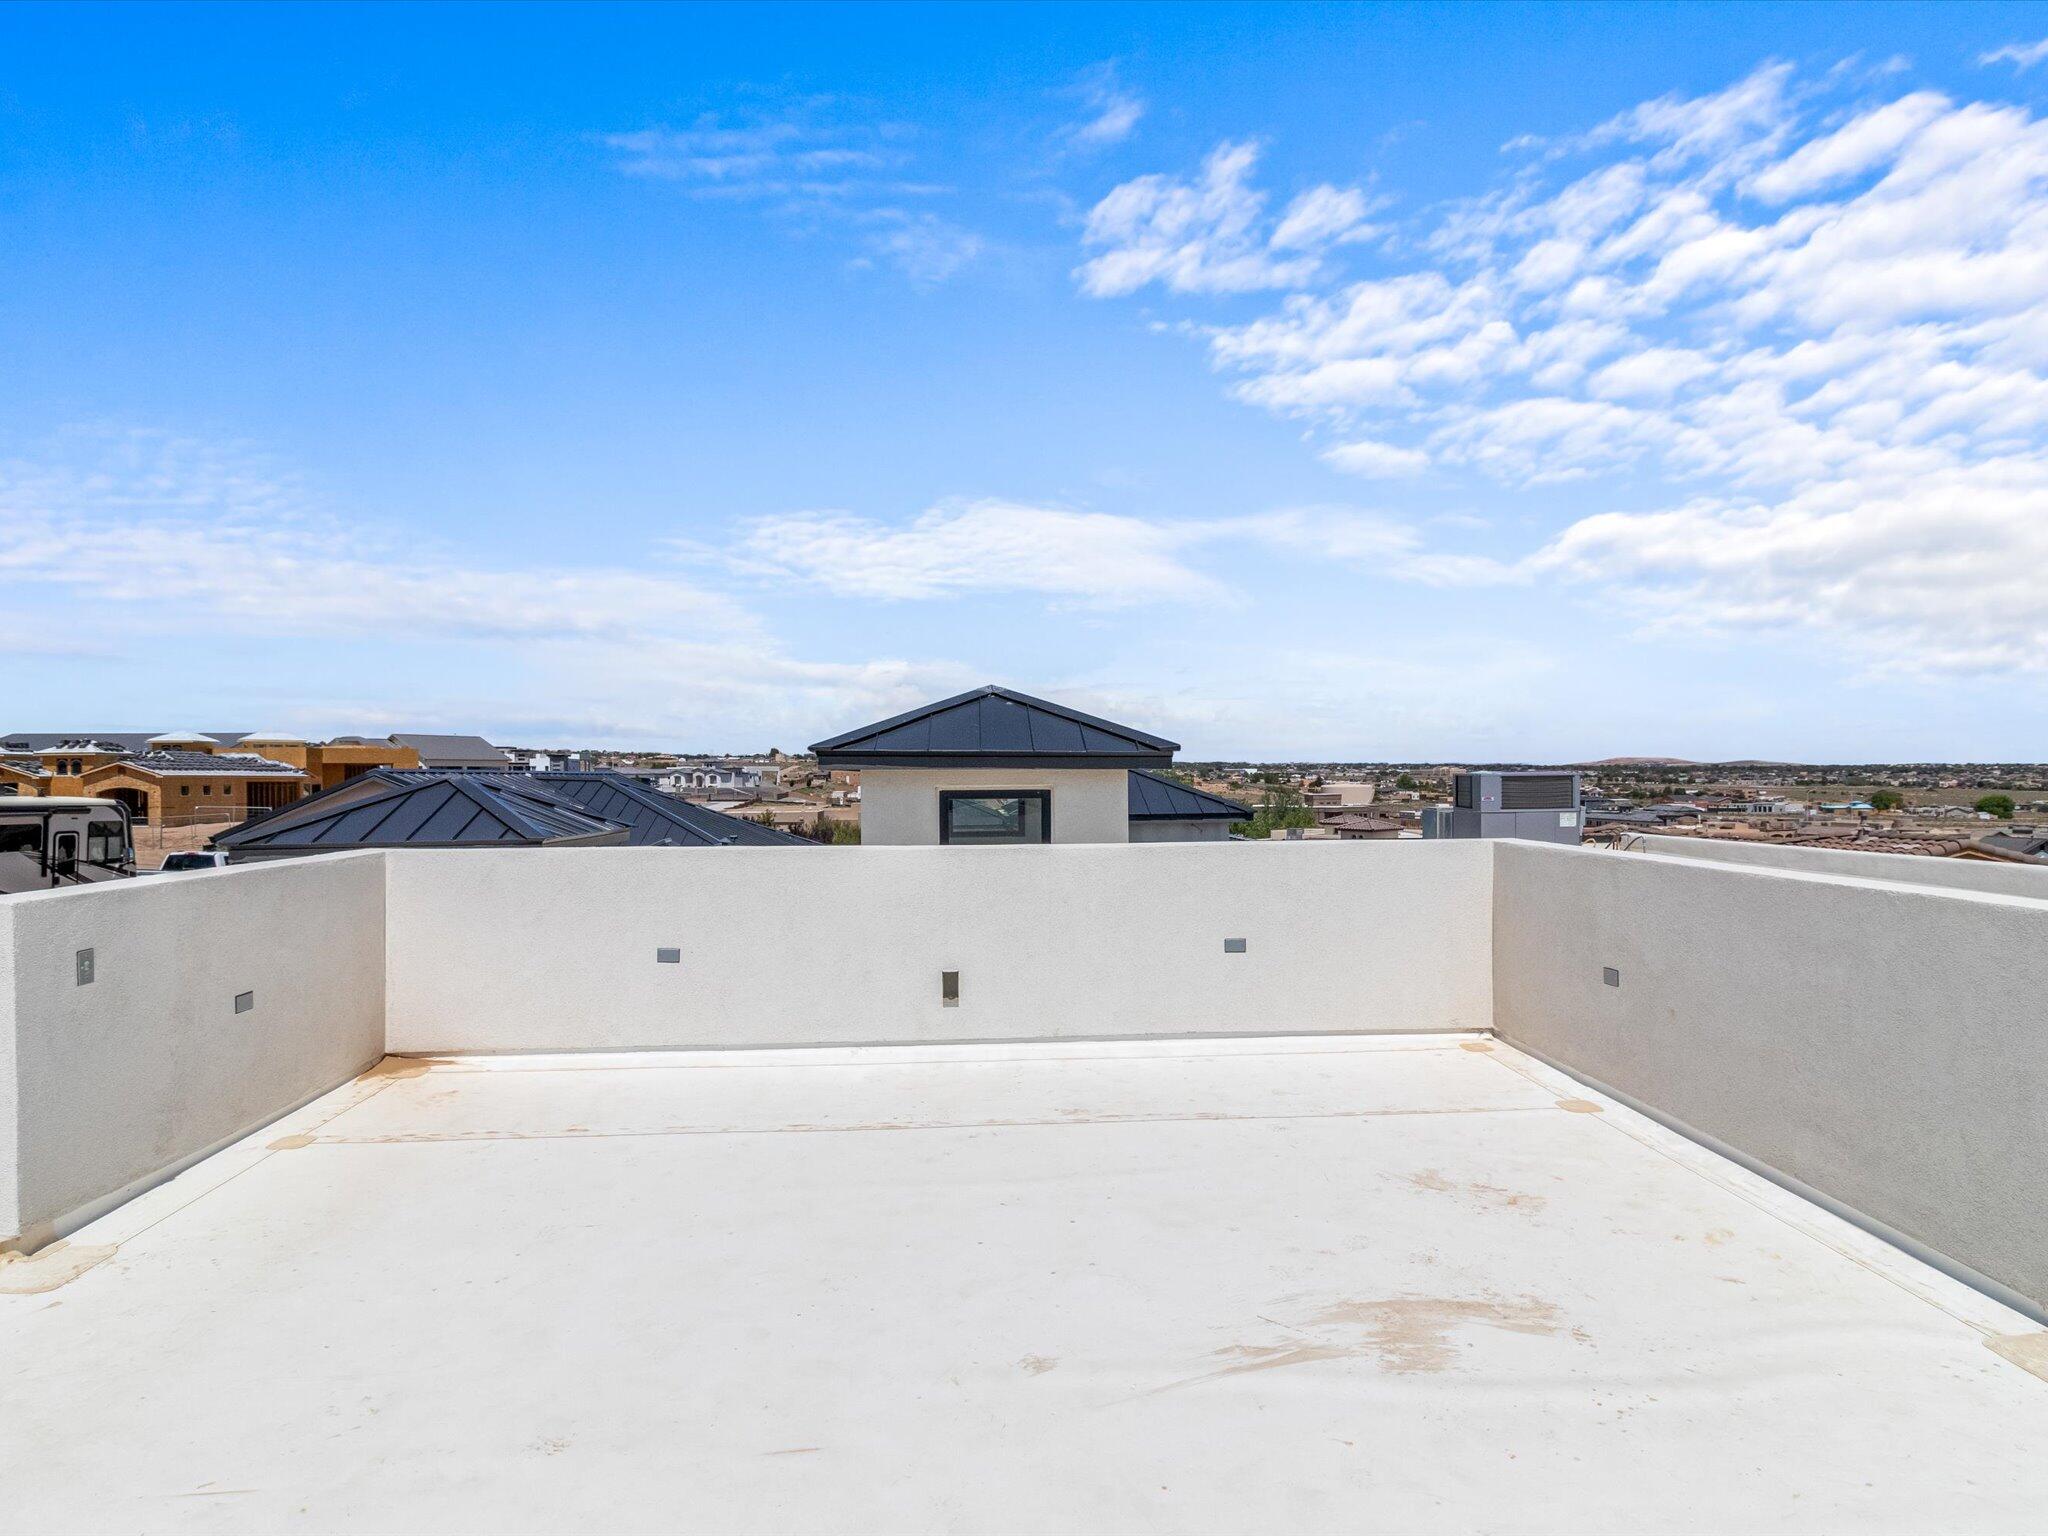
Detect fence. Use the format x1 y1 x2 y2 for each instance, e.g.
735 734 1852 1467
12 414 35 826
129 809 252 867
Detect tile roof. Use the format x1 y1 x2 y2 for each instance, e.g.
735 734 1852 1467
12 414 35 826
1326 814 1405 833
1778 832 1980 857
812 686 1177 768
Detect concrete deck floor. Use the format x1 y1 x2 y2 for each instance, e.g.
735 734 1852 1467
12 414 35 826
5 1033 2046 1534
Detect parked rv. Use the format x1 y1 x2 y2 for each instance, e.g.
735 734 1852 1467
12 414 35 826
0 796 135 894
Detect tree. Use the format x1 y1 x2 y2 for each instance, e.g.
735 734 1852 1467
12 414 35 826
1230 785 1318 840
1868 789 1904 812
1394 772 1419 791
1975 793 2016 820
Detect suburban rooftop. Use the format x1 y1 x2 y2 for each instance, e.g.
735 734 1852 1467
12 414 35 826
3 834 2045 1531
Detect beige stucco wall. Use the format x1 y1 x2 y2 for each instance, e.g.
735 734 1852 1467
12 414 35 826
1492 839 2048 1311
859 767 1132 845
384 840 1496 1053
0 853 386 1248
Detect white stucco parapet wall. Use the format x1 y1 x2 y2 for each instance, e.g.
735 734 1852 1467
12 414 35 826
1492 840 2048 1315
3 837 2045 1316
381 840 1495 1052
0 853 385 1251
1625 830 2048 900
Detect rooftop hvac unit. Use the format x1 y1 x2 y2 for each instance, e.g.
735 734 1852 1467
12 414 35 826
1432 771 1584 844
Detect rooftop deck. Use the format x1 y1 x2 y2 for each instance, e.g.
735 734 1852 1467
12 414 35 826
7 1032 2045 1532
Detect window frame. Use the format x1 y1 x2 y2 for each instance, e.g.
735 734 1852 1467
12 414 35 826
937 789 1052 846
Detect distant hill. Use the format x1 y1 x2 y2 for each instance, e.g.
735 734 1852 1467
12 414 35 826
1575 757 1813 769
1577 757 1701 767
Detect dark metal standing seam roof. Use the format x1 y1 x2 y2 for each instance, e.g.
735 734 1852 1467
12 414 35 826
212 768 818 850
519 772 814 847
811 686 1178 769
218 776 621 852
1126 769 1252 821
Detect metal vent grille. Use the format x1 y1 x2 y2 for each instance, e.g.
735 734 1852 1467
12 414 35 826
1455 776 1476 809
1500 774 1575 810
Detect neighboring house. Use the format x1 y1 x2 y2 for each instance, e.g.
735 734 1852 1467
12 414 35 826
1327 814 1405 840
1305 781 1377 810
0 757 51 795
736 800 858 835
1720 796 1803 815
1306 780 1381 831
0 731 420 799
1587 803 1703 829
1126 769 1251 843
213 768 813 857
1975 828 2048 861
811 686 1188 846
78 750 309 825
232 733 424 791
517 771 809 847
659 761 778 793
216 775 627 858
504 749 584 773
385 733 508 771
1584 807 1682 829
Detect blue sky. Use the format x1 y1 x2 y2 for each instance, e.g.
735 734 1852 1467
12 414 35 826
6 1 2048 759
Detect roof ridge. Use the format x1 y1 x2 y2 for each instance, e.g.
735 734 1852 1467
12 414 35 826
811 685 1178 761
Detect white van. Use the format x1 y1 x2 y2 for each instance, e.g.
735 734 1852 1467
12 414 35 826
0 796 136 895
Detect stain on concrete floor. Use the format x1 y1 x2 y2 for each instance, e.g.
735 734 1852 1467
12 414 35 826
1408 1168 1547 1210
1158 1294 1585 1392
0 1241 118 1295
1989 1332 2048 1383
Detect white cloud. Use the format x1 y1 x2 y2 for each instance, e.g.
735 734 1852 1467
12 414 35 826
1270 185 1379 251
0 429 1021 748
1215 505 1420 563
1981 39 2048 71
1067 64 1145 148
1099 60 2048 670
601 113 904 199
861 212 985 283
1587 346 1717 400
0 432 758 645
730 498 1485 605
733 499 1230 605
603 104 981 282
1745 92 1950 201
1076 141 1372 297
1585 61 1796 175
1529 464 2048 673
1321 439 1430 477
